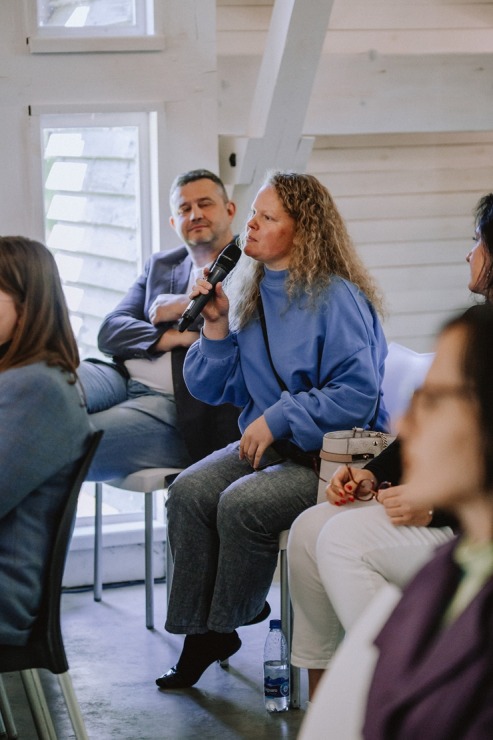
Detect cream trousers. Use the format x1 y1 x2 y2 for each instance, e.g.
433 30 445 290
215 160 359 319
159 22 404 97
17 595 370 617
287 500 454 669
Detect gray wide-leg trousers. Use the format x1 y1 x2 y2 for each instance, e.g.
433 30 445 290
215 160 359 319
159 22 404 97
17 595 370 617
166 442 318 634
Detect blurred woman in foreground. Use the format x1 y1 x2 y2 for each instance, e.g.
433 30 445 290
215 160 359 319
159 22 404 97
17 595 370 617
300 303 493 738
363 303 493 737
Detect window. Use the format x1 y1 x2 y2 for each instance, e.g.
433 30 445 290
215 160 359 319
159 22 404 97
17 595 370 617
25 0 164 53
39 111 156 358
35 109 159 532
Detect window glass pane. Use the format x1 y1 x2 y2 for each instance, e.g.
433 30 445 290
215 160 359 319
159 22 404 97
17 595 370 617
32 0 154 37
42 122 141 359
38 0 136 29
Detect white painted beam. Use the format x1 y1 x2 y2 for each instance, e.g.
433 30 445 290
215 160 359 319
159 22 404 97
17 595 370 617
224 0 335 221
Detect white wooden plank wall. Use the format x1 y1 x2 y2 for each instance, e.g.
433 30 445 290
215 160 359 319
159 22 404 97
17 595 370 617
217 0 493 56
0 0 490 355
308 133 493 351
217 0 493 351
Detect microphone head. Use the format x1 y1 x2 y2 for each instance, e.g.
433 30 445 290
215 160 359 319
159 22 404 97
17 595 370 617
214 239 242 274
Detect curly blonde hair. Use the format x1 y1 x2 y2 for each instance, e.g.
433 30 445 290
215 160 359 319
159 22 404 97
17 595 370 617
226 171 384 330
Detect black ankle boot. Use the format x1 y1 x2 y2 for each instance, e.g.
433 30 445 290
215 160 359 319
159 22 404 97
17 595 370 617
155 630 241 689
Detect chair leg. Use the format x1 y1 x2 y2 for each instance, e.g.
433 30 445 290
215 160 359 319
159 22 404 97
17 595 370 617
280 548 301 709
0 676 18 739
166 533 173 607
290 653 301 710
164 487 174 609
58 673 89 740
144 491 154 629
20 670 57 740
94 482 103 602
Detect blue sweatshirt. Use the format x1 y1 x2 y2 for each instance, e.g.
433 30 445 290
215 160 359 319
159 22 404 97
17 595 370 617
184 269 389 451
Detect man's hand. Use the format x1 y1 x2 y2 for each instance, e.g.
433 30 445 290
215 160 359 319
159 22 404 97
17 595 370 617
239 416 275 470
153 328 199 352
149 294 190 326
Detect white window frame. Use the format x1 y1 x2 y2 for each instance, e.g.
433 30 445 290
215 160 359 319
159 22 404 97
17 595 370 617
23 0 165 54
30 104 163 540
30 104 161 269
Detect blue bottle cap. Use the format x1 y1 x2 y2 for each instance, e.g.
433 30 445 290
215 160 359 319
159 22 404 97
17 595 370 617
270 619 282 629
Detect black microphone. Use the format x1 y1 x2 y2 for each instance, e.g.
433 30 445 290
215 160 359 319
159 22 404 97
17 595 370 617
177 239 242 332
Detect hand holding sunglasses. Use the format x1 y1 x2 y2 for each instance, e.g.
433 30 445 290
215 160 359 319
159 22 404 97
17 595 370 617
323 465 389 505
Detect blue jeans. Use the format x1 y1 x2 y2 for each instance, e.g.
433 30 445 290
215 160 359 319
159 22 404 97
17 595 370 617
165 442 318 634
78 360 192 481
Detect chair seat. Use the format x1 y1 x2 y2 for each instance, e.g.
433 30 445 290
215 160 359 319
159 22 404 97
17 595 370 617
105 467 185 493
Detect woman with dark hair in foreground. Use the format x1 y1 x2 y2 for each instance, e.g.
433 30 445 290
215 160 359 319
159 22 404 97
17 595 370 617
0 236 92 646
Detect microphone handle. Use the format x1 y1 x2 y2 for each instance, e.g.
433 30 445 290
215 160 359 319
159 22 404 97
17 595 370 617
177 265 228 332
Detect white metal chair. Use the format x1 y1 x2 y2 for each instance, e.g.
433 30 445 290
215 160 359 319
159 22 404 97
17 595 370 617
93 467 183 630
382 342 434 431
279 529 301 708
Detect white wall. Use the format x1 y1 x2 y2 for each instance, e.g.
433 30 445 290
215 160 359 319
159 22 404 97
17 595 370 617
308 132 492 350
1 1 492 349
216 0 493 350
0 0 220 248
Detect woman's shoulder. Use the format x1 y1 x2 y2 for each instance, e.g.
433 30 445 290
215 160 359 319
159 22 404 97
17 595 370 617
321 276 373 312
326 275 362 297
1 362 81 403
2 360 68 381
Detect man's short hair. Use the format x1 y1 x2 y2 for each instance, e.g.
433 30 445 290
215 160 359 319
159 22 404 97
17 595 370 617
169 169 229 205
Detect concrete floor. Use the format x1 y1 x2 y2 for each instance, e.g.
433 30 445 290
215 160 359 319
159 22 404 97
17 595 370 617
2 581 308 739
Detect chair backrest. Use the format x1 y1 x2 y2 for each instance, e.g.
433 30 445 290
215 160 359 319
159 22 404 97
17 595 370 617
0 430 103 674
382 342 434 433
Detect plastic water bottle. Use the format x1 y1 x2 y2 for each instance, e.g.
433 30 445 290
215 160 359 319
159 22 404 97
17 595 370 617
263 619 289 712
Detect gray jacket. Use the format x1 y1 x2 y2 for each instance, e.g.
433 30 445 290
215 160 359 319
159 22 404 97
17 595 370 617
0 362 92 645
